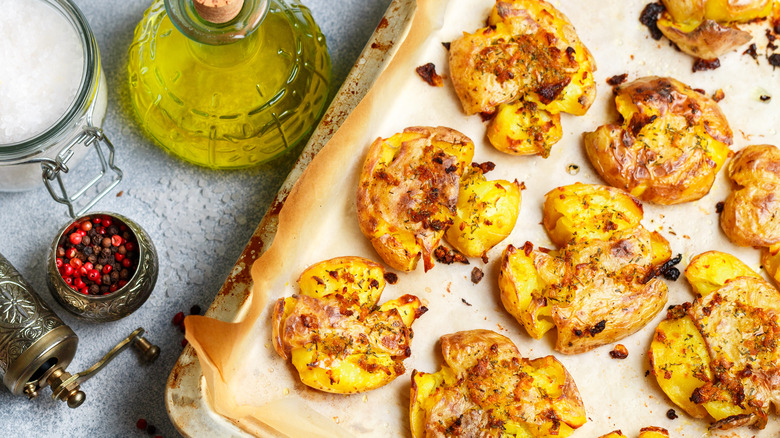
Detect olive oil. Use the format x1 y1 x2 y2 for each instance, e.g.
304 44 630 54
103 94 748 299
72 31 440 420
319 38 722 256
128 0 330 168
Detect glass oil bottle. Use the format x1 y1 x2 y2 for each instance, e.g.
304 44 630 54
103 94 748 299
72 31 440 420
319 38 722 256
128 0 331 168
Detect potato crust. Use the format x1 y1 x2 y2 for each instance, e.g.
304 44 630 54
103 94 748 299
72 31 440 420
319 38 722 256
449 0 596 157
443 165 521 258
272 256 426 393
357 127 474 271
409 329 586 437
584 76 732 205
720 144 780 248
499 183 671 354
656 0 771 58
649 251 780 430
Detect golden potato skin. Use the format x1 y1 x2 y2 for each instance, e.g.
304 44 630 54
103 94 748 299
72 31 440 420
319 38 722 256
720 144 780 248
542 183 644 247
486 100 562 157
584 76 732 205
357 127 474 272
449 1 576 115
485 0 597 116
657 17 752 60
499 184 671 354
410 329 586 438
684 250 761 296
650 251 780 430
658 0 771 58
444 165 521 258
451 0 596 157
272 256 427 393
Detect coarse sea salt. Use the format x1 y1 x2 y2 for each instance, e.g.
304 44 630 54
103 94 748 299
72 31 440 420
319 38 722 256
0 0 84 144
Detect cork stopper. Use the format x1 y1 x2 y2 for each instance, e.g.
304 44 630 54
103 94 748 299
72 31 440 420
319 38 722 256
193 0 244 24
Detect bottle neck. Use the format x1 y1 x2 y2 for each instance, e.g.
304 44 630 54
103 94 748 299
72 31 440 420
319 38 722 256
164 0 270 45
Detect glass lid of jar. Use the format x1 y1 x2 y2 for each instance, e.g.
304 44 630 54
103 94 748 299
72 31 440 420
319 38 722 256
0 0 96 161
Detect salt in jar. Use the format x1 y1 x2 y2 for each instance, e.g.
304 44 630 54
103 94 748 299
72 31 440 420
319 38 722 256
0 0 121 217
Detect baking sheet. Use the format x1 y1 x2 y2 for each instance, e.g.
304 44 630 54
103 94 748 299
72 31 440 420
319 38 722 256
177 0 780 436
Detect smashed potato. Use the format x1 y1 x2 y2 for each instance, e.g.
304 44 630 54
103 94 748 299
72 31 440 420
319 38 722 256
657 0 772 59
357 126 474 271
499 183 671 354
599 427 670 438
444 164 521 258
272 256 427 393
410 329 586 437
450 0 596 156
649 251 780 430
486 100 562 157
721 144 780 247
584 76 732 205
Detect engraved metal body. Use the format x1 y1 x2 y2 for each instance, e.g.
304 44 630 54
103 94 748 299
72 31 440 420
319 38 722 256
0 253 160 408
0 252 78 396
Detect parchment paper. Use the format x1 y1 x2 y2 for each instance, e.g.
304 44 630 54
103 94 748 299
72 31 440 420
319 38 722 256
185 0 780 436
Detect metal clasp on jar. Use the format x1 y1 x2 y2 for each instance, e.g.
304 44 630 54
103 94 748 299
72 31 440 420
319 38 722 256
27 127 122 218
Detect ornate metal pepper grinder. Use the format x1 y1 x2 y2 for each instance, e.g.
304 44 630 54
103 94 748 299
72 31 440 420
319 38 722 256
0 252 159 408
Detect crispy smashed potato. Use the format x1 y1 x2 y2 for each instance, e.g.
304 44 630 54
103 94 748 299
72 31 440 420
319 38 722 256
599 427 670 438
721 144 780 247
444 165 521 258
656 17 752 60
486 100 562 157
649 251 780 430
272 256 427 393
410 329 586 437
357 126 474 272
499 183 671 354
450 0 596 156
584 76 732 205
657 0 772 59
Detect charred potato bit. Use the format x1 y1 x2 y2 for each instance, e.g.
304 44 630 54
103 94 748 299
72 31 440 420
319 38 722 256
656 0 772 59
450 0 596 157
416 62 444 87
584 76 732 205
720 144 780 247
444 165 521 257
410 329 586 437
357 126 474 271
499 184 671 354
272 256 426 393
649 251 780 430
599 427 670 438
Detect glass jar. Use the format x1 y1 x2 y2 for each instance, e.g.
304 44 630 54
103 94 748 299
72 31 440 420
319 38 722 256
128 0 331 168
0 0 121 217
